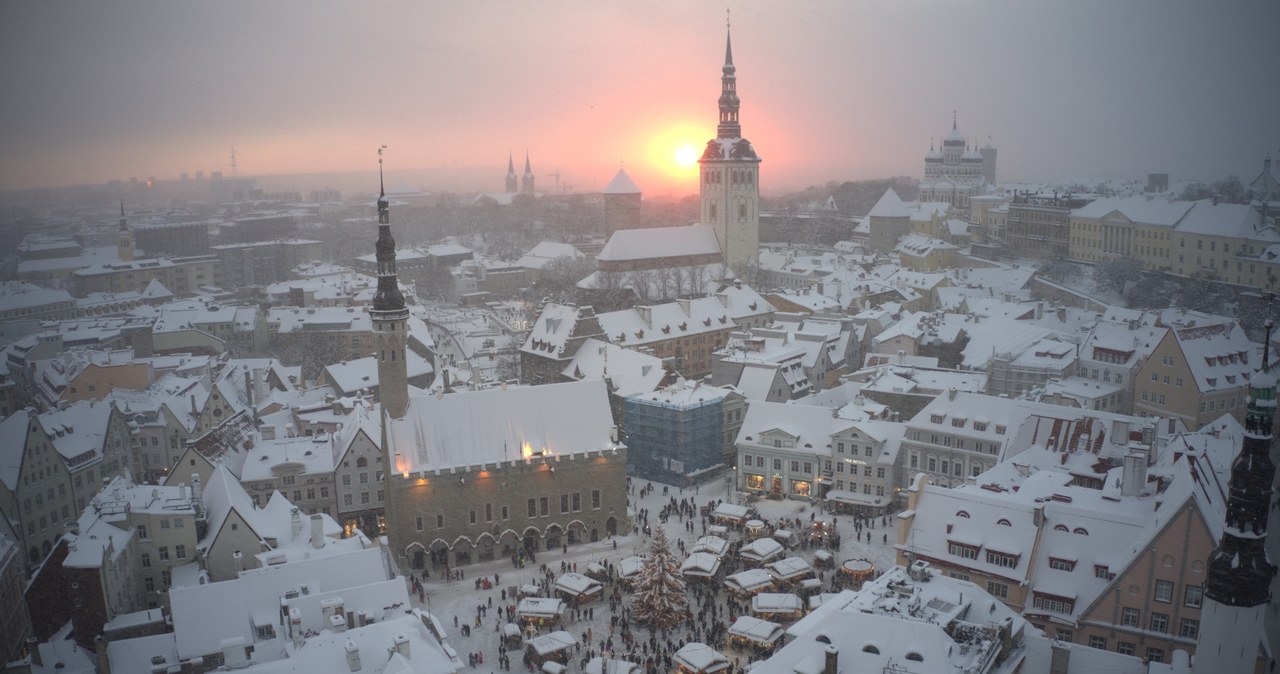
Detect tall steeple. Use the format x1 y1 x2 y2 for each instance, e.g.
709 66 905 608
716 26 740 139
1195 314 1276 672
370 146 409 420
116 198 134 262
698 15 761 275
522 151 535 194
505 152 518 193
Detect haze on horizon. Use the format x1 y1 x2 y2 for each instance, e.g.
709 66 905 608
1 0 1277 197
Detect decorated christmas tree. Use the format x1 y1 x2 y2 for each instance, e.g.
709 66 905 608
630 527 689 629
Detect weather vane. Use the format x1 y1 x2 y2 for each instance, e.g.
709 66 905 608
726 7 730 29
378 145 388 195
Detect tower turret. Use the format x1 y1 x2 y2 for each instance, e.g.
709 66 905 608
1195 316 1276 672
370 147 409 420
505 152 518 193
116 198 134 262
698 20 761 275
522 152 535 194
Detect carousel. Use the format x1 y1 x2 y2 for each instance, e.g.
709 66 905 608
839 558 876 585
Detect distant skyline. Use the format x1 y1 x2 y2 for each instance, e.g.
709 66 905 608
1 0 1278 196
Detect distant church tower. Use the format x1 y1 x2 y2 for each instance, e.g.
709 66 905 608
505 152 518 193
603 167 642 238
116 199 134 262
522 152 536 194
371 149 410 421
1195 318 1277 672
698 24 760 274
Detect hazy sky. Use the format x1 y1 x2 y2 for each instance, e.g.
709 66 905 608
2 0 1277 196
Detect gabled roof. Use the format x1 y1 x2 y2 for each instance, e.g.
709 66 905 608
597 224 721 262
867 188 909 218
603 168 641 195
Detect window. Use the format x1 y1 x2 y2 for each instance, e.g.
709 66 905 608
572 493 581 511
1150 612 1168 633
1146 648 1164 664
141 553 151 568
560 494 569 514
1117 642 1135 656
986 550 1018 568
436 515 444 529
1088 635 1107 650
1049 558 1075 572
592 490 600 509
772 459 782 470
1184 585 1203 608
160 519 170 529
469 510 477 525
1033 595 1074 614
1056 628 1073 642
501 505 509 520
1120 607 1140 627
1179 618 1199 640
282 475 296 486
539 497 549 516
986 581 1008 598
528 499 537 518
158 547 170 561
948 542 978 559
174 518 184 528
145 577 155 592
416 516 423 531
1153 579 1173 603
137 525 149 540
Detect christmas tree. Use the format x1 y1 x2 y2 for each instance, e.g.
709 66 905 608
630 527 689 629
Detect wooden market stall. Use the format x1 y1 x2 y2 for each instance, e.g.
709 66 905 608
616 555 646 588
724 568 775 597
690 535 729 557
711 504 750 526
750 592 805 622
584 562 609 581
726 616 784 653
772 529 796 549
812 549 834 569
839 558 876 585
763 556 814 586
516 597 565 630
584 657 641 674
738 537 784 567
525 631 578 667
502 623 524 649
673 642 730 674
554 572 604 605
680 552 722 582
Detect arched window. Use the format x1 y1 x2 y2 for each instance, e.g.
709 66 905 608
1073 527 1089 536
1054 524 1069 532
905 652 923 662
357 457 369 468
955 510 970 518
862 645 879 654
996 519 1012 527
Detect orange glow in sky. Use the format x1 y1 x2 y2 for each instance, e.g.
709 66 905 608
643 121 703 185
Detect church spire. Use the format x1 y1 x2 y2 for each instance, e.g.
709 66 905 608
1204 314 1277 608
372 146 404 314
118 198 128 232
521 151 535 194
506 151 518 193
716 24 741 139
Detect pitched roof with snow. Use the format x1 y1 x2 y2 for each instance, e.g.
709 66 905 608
596 224 720 262
386 379 618 474
867 189 909 219
603 168 641 195
561 338 667 397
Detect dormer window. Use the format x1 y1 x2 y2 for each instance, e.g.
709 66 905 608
930 414 945 424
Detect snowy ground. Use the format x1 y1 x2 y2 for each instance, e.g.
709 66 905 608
405 471 902 672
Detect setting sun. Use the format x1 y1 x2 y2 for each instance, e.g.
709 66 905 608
675 144 698 167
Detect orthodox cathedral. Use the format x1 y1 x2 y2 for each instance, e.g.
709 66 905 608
919 113 997 210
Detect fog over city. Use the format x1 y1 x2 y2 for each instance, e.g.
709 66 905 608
2 0 1278 194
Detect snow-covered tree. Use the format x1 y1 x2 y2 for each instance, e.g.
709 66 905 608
630 527 688 630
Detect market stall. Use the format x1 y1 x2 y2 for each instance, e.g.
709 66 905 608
738 537 784 567
616 556 646 588
763 556 814 585
724 568 775 597
726 616 784 653
839 559 876 585
812 549 834 569
690 535 729 557
525 631 577 667
750 592 804 622
680 552 722 582
554 572 604 605
516 597 565 630
711 504 750 526
772 529 796 549
743 519 767 539
584 658 641 674
584 562 609 581
502 623 524 648
673 642 730 674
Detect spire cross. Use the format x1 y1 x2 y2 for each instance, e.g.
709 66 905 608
726 6 730 29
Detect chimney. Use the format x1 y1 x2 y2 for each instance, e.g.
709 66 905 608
947 387 957 401
253 368 268 401
636 305 652 327
393 633 410 657
823 645 839 674
346 641 362 671
221 637 249 669
1121 450 1147 497
310 513 325 549
244 369 253 419
330 613 348 632
1111 420 1129 444
192 473 202 505
1049 640 1070 674
190 394 197 416
290 507 303 540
